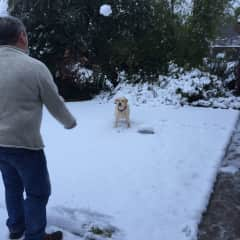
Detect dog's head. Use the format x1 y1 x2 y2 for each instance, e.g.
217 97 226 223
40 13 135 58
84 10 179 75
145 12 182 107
115 97 128 111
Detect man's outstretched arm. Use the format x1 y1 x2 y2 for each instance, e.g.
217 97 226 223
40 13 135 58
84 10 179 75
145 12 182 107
37 62 77 129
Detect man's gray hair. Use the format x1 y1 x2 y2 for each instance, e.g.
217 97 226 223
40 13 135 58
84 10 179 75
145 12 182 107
0 16 26 45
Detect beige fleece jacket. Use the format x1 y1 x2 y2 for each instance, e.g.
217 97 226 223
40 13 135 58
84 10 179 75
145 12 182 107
0 46 76 150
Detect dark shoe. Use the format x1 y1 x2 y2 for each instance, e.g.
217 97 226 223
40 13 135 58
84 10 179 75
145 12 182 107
9 230 24 239
44 231 63 240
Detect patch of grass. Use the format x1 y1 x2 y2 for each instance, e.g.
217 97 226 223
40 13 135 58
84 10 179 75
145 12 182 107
90 226 115 238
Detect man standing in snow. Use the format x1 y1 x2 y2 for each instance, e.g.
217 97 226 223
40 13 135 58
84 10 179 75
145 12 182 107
0 16 77 240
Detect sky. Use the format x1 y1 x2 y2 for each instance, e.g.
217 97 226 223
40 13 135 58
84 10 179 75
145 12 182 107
233 0 240 8
0 0 8 16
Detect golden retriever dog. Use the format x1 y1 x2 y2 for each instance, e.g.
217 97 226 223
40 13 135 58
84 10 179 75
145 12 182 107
114 97 130 128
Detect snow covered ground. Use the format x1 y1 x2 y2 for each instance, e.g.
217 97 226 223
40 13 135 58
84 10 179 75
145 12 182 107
0 101 238 240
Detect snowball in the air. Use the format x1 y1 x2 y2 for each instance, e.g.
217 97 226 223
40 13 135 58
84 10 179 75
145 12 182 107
100 4 112 17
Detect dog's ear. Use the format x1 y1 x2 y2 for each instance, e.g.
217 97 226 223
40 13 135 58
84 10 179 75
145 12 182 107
114 99 119 104
124 98 128 103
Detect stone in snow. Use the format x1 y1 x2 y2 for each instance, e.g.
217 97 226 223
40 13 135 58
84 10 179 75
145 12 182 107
100 4 112 17
138 125 155 135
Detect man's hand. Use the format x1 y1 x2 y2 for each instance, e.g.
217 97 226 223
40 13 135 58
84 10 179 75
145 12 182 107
65 120 77 129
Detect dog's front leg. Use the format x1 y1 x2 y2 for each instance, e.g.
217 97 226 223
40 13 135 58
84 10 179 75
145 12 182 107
126 117 131 128
114 119 118 128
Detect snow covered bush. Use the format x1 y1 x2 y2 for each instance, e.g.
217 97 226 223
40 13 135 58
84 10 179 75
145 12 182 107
97 64 240 110
63 63 112 99
172 68 224 103
224 61 237 90
202 56 237 91
71 64 95 86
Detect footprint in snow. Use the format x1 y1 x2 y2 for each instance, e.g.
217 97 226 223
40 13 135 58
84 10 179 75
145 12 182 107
47 207 123 240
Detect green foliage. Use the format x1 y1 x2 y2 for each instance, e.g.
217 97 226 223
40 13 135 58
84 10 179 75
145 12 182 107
90 226 114 238
235 7 240 18
10 0 177 74
185 0 230 66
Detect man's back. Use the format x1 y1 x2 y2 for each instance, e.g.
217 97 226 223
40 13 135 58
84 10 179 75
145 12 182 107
0 46 76 150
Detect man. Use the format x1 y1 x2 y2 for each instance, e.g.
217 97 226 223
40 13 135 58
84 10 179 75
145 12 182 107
0 16 77 240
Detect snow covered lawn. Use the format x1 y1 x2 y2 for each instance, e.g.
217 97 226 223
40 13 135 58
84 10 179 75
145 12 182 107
0 101 238 240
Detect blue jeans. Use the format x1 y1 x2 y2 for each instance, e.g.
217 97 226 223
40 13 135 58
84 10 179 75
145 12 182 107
0 147 51 240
